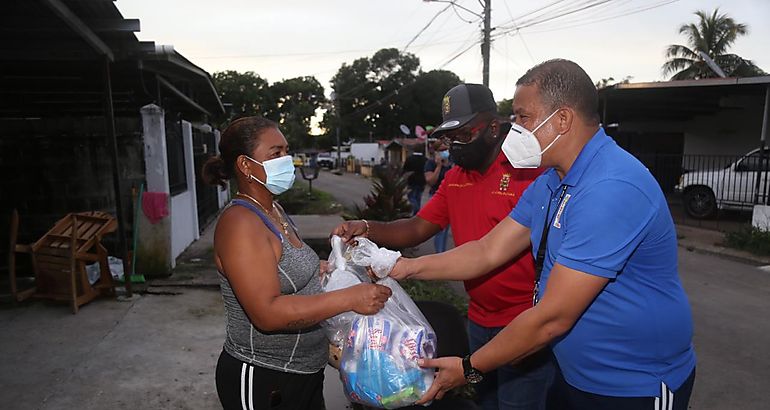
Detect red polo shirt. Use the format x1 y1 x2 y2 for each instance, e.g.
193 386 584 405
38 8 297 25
417 152 542 327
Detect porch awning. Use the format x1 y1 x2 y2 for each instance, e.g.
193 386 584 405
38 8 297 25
599 76 770 123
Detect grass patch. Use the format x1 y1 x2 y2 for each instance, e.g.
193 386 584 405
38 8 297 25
277 180 343 215
724 226 770 256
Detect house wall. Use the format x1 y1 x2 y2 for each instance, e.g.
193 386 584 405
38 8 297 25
615 95 765 157
137 106 203 274
682 98 765 156
170 120 199 261
350 143 384 164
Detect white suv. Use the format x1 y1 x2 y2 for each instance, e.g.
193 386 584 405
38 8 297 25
316 153 336 169
676 148 770 218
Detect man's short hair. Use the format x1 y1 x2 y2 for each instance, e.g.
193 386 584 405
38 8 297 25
516 59 599 124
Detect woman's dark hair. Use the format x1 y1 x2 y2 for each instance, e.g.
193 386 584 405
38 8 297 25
201 116 277 187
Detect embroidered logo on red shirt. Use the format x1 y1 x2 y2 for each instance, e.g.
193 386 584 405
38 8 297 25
499 174 511 192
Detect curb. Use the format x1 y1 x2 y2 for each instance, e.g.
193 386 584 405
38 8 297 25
677 240 770 267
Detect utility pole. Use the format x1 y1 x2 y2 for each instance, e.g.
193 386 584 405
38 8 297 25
424 0 492 86
330 92 342 170
482 0 492 87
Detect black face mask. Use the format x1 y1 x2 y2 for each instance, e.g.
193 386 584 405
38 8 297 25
449 124 498 170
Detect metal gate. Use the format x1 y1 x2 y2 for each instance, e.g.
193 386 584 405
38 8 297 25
192 127 219 231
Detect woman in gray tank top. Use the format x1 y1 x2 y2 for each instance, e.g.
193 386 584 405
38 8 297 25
201 117 392 410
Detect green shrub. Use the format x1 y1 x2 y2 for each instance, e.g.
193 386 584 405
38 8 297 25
347 166 412 222
725 226 770 256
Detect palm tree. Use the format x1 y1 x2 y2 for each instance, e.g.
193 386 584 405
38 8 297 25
662 8 766 80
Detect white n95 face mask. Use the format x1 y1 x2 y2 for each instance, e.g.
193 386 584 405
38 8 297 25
502 110 560 168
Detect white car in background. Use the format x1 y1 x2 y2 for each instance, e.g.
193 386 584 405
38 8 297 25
316 152 336 169
676 148 770 218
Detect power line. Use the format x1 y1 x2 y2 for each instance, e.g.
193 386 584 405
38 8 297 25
440 39 482 68
339 37 483 121
450 2 479 23
519 0 682 33
500 0 536 65
494 0 572 30
403 3 454 51
493 0 680 37
495 0 615 37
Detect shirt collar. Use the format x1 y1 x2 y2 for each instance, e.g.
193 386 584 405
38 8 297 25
546 127 611 191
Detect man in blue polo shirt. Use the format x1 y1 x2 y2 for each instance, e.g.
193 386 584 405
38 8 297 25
389 59 696 409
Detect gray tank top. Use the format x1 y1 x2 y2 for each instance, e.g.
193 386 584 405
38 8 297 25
219 200 328 374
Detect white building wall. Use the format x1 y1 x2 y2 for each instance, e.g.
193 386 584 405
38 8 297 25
169 120 200 265
138 104 173 275
142 104 170 193
350 143 384 164
170 190 196 262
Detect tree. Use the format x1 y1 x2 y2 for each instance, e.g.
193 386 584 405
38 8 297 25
267 77 326 149
326 48 421 141
402 70 462 129
212 71 273 122
213 71 325 148
595 76 633 89
662 9 766 80
497 98 513 118
325 49 464 145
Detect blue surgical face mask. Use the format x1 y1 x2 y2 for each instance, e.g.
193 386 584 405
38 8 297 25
439 150 450 160
245 155 296 195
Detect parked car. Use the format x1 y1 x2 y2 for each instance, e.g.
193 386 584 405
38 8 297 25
676 147 770 218
292 153 308 167
316 152 336 169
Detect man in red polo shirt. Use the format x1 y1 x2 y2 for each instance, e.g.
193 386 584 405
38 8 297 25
332 84 549 410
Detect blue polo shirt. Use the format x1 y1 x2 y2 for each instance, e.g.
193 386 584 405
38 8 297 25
510 128 696 397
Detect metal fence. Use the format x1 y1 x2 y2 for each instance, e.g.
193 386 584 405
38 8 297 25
165 116 187 196
192 128 219 231
635 151 770 231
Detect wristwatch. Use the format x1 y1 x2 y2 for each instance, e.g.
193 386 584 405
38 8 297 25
462 354 484 384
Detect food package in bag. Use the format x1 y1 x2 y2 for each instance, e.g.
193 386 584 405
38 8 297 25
339 277 437 409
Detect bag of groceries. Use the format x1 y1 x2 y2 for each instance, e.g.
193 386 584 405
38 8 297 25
321 236 436 409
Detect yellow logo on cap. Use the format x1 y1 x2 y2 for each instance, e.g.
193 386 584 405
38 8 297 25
443 95 451 115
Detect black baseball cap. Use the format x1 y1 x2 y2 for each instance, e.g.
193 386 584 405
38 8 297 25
432 83 497 137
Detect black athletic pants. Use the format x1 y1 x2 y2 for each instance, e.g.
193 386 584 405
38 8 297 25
216 350 325 410
547 363 696 410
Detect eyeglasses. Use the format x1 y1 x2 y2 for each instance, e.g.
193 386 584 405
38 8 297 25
439 122 490 145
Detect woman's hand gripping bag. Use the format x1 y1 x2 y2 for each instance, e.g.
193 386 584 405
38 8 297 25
321 236 367 351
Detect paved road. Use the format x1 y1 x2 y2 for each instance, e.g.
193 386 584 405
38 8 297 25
310 169 452 256
308 169 374 211
679 249 770 409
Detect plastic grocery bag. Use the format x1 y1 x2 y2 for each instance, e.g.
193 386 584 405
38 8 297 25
322 236 370 349
340 276 437 409
320 236 436 409
349 237 401 279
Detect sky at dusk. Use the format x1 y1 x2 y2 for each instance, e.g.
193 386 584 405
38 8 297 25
118 0 770 105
